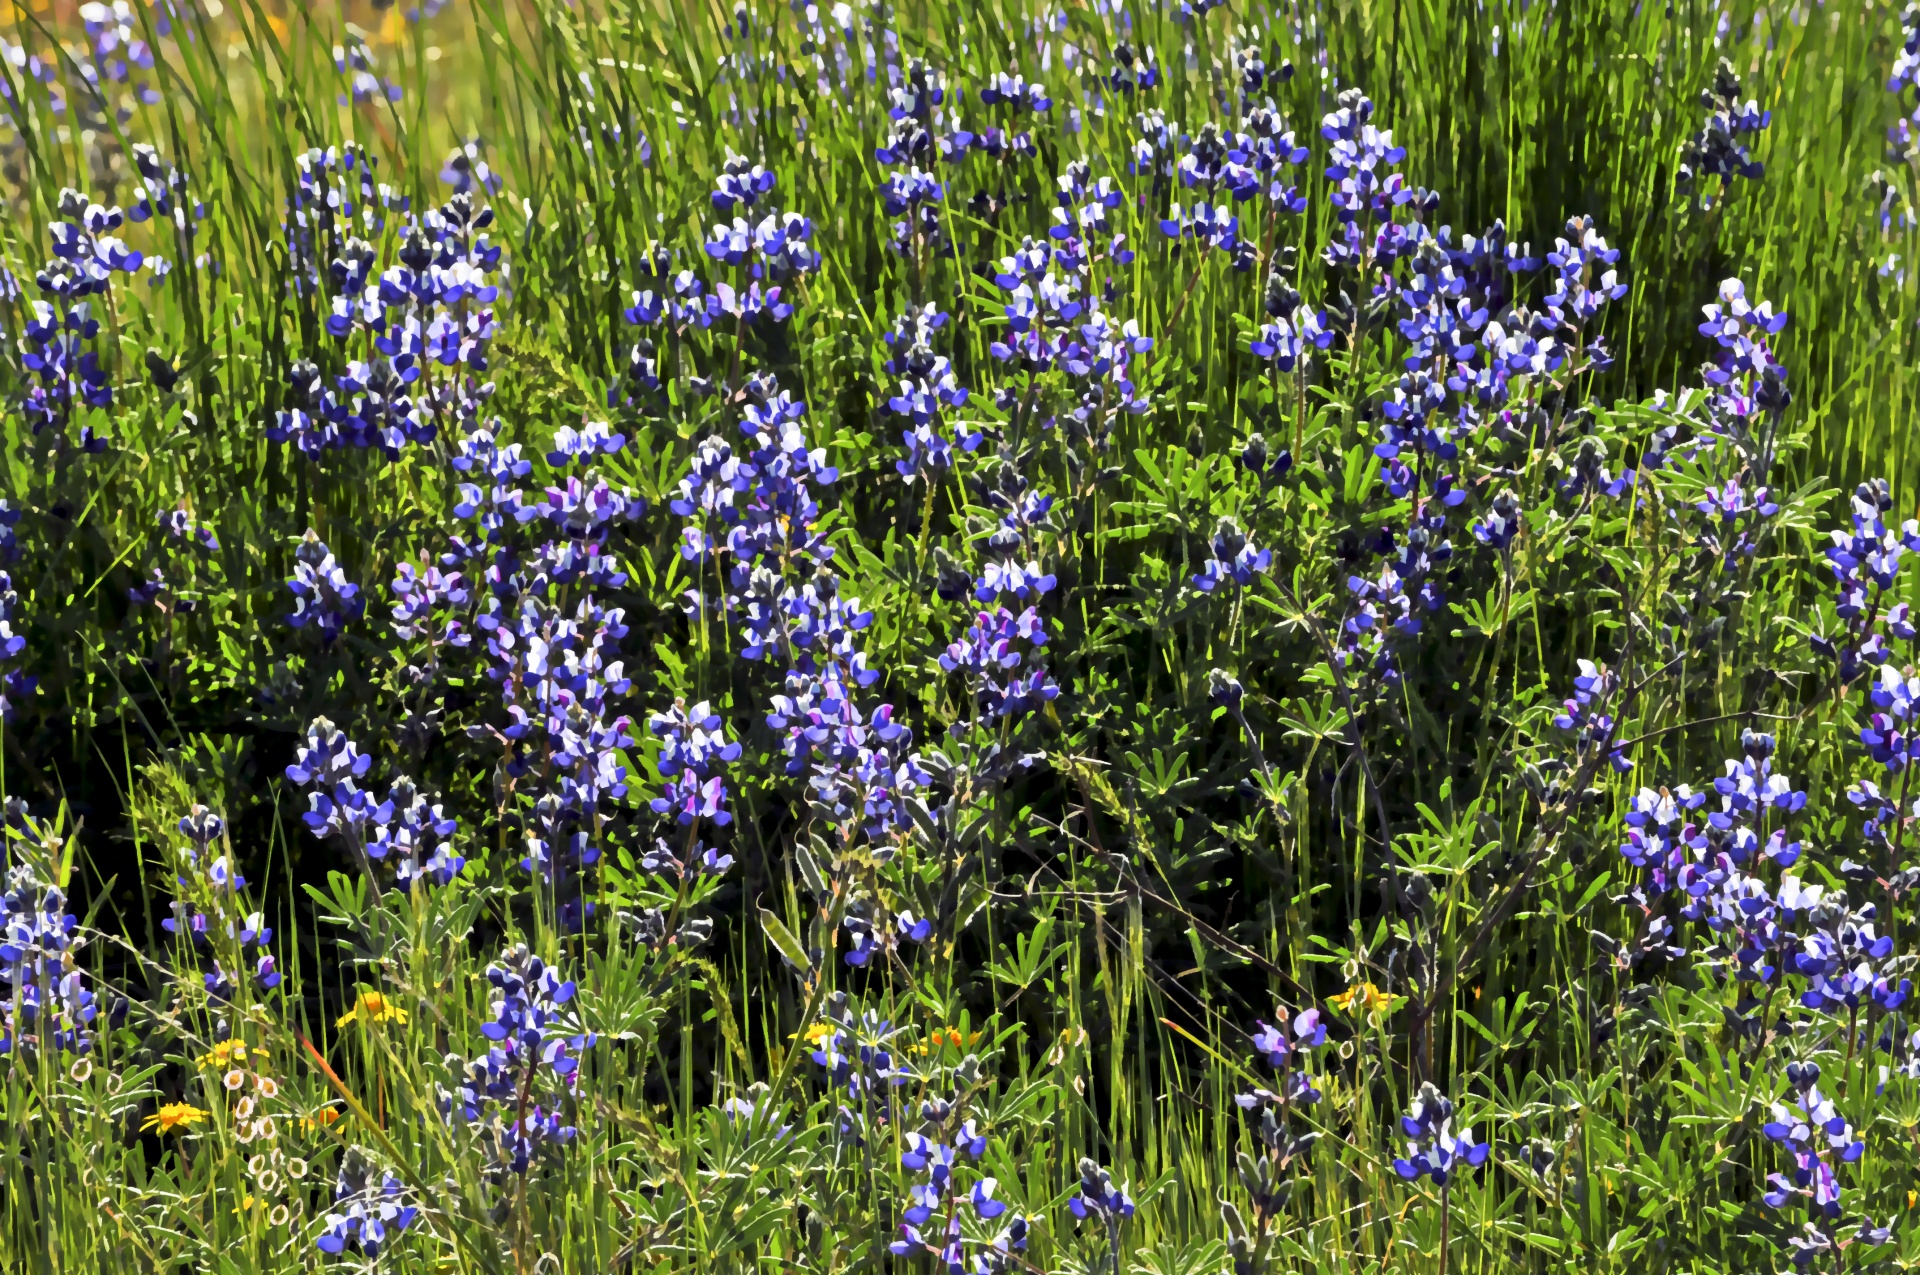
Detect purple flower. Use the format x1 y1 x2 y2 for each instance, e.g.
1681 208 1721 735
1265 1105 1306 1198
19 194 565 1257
0 865 96 1057
1067 1158 1136 1220
1678 59 1770 204
1391 1083 1490 1185
287 533 363 641
1192 518 1272 592
367 778 465 889
711 152 777 211
939 606 1057 721
315 1162 417 1257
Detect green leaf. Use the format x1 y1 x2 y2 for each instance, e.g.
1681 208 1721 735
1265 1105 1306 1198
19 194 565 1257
758 907 812 973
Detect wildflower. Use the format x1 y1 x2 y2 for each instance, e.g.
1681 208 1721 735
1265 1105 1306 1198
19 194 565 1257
1553 659 1632 773
301 1106 343 1134
200 1038 252 1069
811 1010 908 1100
1392 1083 1489 1185
914 1025 982 1054
286 532 363 642
368 778 465 890
1068 1157 1137 1222
1329 982 1393 1016
1471 490 1524 552
223 1069 246 1091
1678 58 1770 206
316 1156 418 1257
1192 517 1272 592
0 863 98 1056
142 1102 210 1135
336 990 408 1028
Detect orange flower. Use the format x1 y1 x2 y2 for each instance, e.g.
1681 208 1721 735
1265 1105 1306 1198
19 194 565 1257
300 1106 344 1134
912 1026 983 1055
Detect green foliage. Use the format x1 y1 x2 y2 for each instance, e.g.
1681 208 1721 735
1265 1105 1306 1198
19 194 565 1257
0 2 1917 1274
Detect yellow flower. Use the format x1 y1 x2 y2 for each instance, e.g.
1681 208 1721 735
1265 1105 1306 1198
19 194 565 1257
337 991 408 1029
200 1039 251 1069
1329 982 1393 1016
232 1194 260 1217
141 1102 210 1135
801 1022 833 1046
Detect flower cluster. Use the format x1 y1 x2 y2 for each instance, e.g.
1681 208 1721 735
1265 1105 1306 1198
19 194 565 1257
1552 659 1631 773
285 720 465 891
1192 517 1272 593
286 533 363 643
0 569 34 720
1235 1005 1327 1182
705 153 820 285
939 605 1058 723
648 698 741 830
1811 480 1920 683
1391 1083 1489 1185
440 943 594 1177
890 1103 1028 1272
159 805 280 1000
811 1004 909 1103
18 189 146 452
127 143 210 277
883 306 980 485
0 864 95 1056
1068 1157 1138 1256
1678 58 1770 206
316 1156 418 1258
671 366 929 891
1617 730 1804 905
1759 1063 1859 1224
443 426 643 925
271 180 503 459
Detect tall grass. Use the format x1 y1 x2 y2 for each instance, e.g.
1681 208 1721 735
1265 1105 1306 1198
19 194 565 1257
0 1 1915 1273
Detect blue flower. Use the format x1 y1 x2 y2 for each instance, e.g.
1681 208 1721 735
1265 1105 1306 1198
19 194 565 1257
1471 490 1523 550
648 699 740 828
315 1162 417 1258
1552 659 1631 772
939 606 1057 721
1391 1084 1489 1185
368 779 465 890
711 152 777 211
286 533 363 641
1320 90 1410 224
1192 518 1272 592
0 865 96 1057
980 72 1050 112
1678 59 1771 205
1068 1157 1136 1219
